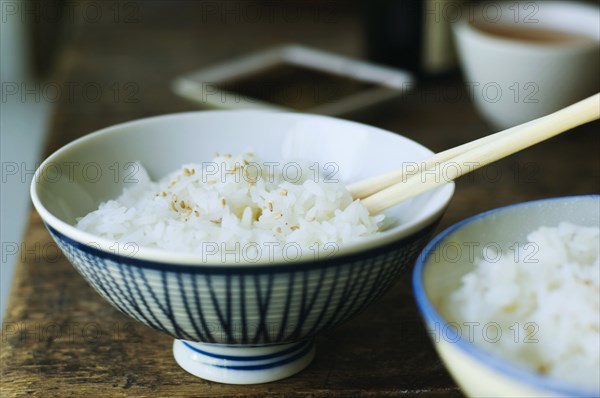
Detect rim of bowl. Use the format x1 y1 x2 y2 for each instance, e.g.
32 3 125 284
412 194 600 398
453 1 600 52
31 110 455 267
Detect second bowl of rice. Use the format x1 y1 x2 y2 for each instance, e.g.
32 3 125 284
413 195 600 397
31 110 454 384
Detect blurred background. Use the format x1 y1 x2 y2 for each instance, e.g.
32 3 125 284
1 0 598 322
0 0 459 320
1 0 51 319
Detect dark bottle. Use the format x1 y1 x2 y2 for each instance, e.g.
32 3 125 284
363 0 461 79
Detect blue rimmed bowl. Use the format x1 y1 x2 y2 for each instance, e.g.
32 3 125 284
31 111 454 384
413 196 600 397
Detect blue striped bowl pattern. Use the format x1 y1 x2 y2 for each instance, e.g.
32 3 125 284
48 221 438 345
171 340 317 383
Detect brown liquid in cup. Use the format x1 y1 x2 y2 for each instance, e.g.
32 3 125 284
472 23 596 45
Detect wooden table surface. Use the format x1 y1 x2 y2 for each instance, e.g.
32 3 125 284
2 2 599 397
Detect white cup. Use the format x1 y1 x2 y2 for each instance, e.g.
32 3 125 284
452 1 599 129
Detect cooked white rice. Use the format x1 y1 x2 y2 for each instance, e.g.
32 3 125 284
76 152 383 262
448 222 600 392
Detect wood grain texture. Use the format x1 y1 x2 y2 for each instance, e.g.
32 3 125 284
2 1 599 397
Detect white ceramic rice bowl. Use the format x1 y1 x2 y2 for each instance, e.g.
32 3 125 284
31 111 454 384
413 195 600 397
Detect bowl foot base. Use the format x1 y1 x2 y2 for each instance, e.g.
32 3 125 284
172 339 315 384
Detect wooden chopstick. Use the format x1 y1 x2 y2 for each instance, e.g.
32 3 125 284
359 93 600 215
347 121 535 199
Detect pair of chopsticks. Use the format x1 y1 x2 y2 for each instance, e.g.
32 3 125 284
349 93 600 215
